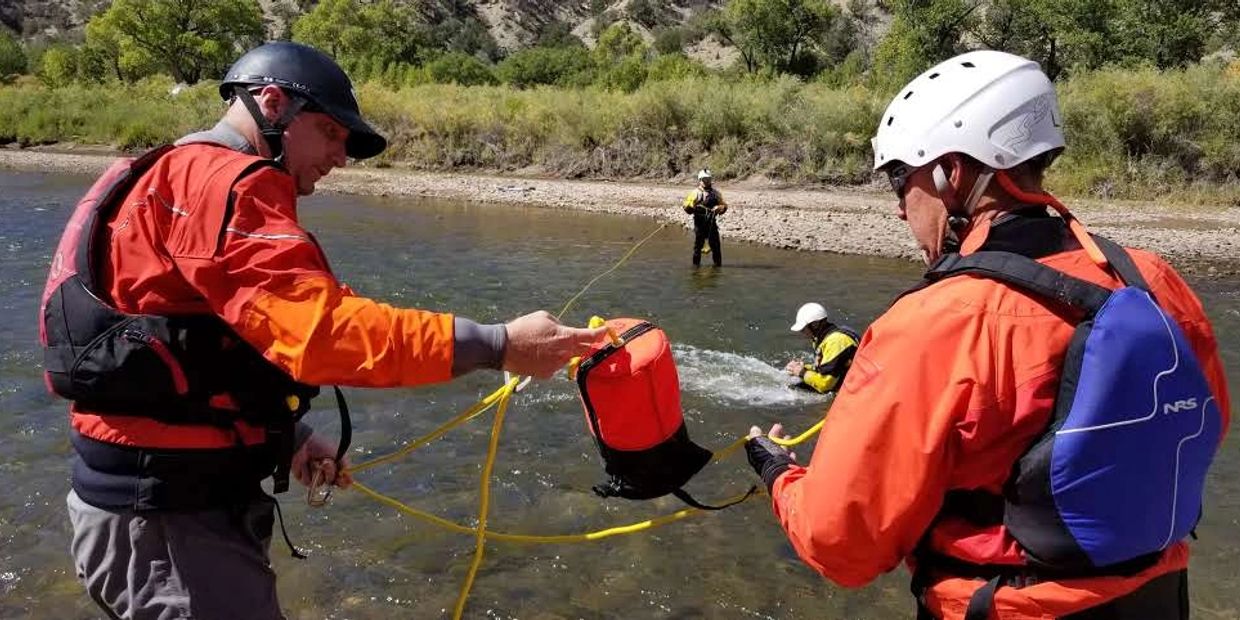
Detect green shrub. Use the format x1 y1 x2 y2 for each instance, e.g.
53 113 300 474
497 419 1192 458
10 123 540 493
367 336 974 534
597 55 648 92
652 28 685 55
427 53 497 86
0 30 25 79
496 47 594 88
1052 62 1240 199
38 46 79 88
647 54 707 82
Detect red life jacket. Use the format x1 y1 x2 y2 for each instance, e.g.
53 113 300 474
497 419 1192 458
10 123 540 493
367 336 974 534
41 145 323 509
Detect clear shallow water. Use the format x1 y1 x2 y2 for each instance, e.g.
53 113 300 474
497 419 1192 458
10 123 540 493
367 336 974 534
1 170 1237 619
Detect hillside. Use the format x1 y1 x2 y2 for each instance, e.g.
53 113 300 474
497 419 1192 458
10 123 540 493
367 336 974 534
2 0 725 50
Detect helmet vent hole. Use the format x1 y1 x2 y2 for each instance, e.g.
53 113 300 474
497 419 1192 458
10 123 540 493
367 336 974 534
928 72 940 79
886 116 894 126
903 91 914 100
961 61 976 68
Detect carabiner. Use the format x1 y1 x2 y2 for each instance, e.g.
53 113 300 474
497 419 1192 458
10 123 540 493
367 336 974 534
306 458 337 508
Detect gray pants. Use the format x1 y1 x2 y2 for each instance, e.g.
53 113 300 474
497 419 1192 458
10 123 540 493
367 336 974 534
67 490 285 620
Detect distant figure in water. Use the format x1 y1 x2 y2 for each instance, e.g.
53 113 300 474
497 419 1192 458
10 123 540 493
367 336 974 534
682 169 727 267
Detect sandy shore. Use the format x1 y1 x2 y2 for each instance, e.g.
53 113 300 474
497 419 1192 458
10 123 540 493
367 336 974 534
4 146 1238 277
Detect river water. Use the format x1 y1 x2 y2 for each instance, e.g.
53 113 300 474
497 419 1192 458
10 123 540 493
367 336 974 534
1 170 1236 619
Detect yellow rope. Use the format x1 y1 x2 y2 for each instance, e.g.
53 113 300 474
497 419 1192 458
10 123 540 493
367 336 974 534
335 219 824 618
453 382 514 618
350 480 760 543
345 420 821 545
348 380 515 475
555 222 667 321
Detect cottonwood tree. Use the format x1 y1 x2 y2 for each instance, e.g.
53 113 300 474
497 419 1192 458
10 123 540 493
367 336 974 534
713 0 841 76
870 0 979 91
85 0 263 84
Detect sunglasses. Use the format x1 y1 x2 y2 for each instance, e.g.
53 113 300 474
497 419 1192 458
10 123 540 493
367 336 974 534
885 163 913 199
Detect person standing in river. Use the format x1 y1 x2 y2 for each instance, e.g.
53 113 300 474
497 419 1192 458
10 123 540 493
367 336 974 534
682 168 727 267
744 50 1230 619
42 41 606 619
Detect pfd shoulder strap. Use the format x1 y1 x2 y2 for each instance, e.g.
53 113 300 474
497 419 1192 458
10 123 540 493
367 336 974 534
1090 235 1152 295
924 250 1113 315
832 324 861 344
79 145 178 294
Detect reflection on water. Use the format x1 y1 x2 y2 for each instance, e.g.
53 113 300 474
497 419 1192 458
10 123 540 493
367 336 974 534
1 171 1236 619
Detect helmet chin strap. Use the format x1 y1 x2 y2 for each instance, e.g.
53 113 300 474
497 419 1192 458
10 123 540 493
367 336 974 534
233 85 306 165
932 160 994 253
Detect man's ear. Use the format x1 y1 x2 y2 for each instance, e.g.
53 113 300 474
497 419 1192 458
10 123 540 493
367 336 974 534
257 85 286 119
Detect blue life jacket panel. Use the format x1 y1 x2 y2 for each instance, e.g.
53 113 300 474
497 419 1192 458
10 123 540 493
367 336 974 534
925 236 1222 571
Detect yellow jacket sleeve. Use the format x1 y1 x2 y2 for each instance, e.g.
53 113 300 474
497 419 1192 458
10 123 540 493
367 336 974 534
800 331 857 393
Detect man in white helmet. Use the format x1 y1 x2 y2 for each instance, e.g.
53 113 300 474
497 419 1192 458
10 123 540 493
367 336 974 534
783 303 859 394
681 168 728 266
744 51 1229 619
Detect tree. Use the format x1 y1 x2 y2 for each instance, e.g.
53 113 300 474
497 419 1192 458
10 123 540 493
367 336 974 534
1111 0 1225 70
0 29 25 78
870 0 978 92
972 0 1093 81
84 15 159 82
431 17 501 62
714 0 840 75
971 0 1228 81
293 0 433 68
85 0 264 84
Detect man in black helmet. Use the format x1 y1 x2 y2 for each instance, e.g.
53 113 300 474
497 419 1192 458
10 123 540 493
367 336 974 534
57 41 606 619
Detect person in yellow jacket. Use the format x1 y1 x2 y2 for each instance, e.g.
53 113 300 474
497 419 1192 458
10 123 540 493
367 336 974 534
783 303 859 393
682 169 727 266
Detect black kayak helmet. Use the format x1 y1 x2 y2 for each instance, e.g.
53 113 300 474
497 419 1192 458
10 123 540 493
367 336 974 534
220 41 387 160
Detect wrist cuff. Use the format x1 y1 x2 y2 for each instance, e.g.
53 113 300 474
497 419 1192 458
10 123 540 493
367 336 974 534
746 436 795 492
452 317 508 376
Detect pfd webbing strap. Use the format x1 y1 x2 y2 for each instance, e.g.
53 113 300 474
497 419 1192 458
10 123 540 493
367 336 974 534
926 251 1113 314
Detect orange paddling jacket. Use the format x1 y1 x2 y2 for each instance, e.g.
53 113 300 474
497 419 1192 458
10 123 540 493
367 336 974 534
766 213 1230 618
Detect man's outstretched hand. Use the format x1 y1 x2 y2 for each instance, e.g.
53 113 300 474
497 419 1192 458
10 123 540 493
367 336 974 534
503 311 609 379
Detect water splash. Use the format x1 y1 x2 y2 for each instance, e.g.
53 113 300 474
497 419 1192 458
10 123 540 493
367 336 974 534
672 343 829 407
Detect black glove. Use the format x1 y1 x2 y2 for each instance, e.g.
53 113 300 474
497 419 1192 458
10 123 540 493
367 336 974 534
746 435 795 492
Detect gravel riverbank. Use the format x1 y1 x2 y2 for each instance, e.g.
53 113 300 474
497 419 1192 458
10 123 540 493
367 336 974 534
4 146 1237 277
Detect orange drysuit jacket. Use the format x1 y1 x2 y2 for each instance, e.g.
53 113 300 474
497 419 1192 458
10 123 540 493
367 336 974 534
72 143 456 450
768 242 1230 619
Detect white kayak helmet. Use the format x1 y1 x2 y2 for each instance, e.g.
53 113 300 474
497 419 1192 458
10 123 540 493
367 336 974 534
697 168 713 180
871 50 1064 172
790 303 829 332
